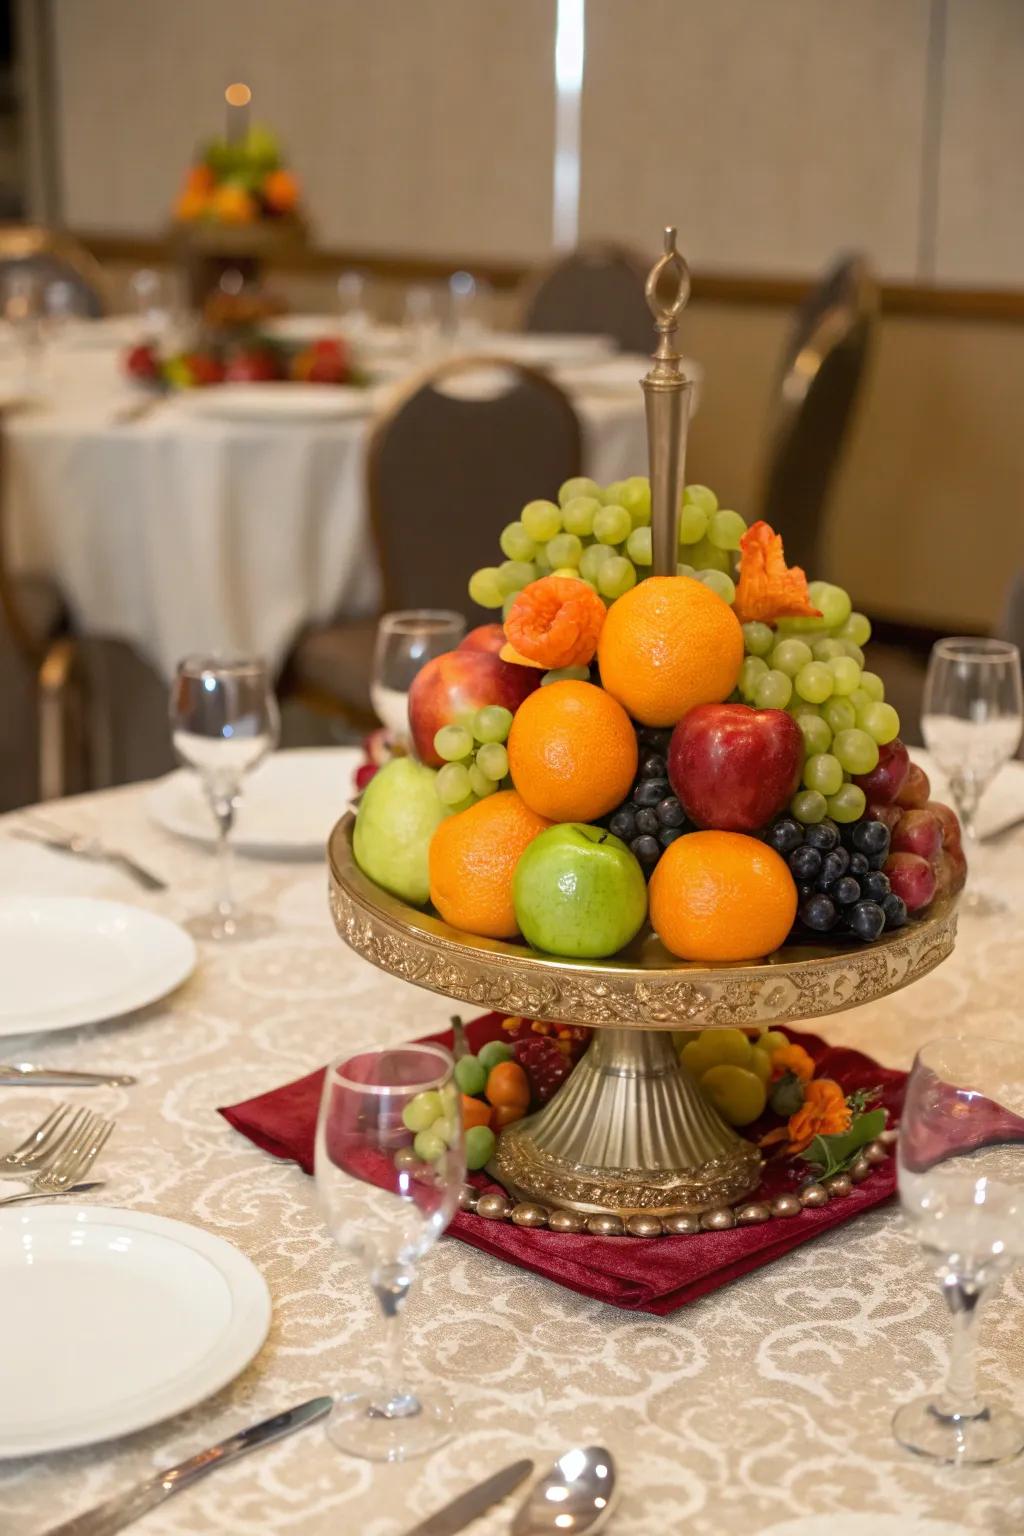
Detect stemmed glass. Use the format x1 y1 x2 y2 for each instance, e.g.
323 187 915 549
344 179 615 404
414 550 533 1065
336 271 370 342
402 284 443 360
446 269 493 343
922 638 1023 914
169 654 280 940
315 1043 464 1461
895 1036 1024 1464
370 610 465 748
3 270 44 397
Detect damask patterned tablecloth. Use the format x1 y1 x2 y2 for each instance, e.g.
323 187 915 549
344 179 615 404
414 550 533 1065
1 782 1022 1536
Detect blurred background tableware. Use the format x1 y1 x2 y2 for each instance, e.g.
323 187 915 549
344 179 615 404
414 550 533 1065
10 811 167 889
0 1062 135 1087
314 1041 464 1460
402 282 444 361
894 1036 1024 1465
169 654 280 940
401 1460 534 1536
0 896 195 1037
446 268 493 344
2 265 43 395
510 1445 617 1534
127 265 178 344
336 268 370 342
146 745 362 858
0 1206 271 1458
370 611 465 750
922 638 1023 913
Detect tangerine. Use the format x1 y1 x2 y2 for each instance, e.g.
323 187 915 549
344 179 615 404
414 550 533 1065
597 575 744 727
428 790 551 939
507 680 637 822
648 830 797 962
504 575 607 670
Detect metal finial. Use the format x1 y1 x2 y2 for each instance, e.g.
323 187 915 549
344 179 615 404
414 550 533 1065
644 226 691 341
641 227 694 575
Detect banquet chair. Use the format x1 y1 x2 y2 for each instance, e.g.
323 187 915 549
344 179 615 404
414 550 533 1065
0 226 110 316
760 253 878 575
520 243 652 354
283 355 582 726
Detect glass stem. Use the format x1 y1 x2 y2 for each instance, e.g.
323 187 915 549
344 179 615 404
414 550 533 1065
937 1271 986 1421
208 789 237 918
370 1264 418 1419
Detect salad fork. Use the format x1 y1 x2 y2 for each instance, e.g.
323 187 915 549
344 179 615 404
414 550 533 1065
30 1114 115 1193
0 1103 92 1176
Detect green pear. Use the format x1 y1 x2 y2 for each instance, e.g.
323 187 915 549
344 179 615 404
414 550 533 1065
353 758 446 906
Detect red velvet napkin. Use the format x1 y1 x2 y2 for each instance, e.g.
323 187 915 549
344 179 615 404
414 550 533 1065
219 1015 917 1314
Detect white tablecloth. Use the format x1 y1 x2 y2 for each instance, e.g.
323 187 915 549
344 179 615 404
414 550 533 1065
3 345 649 681
1 772 1023 1535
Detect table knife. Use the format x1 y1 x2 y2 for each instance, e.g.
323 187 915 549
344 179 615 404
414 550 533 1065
39 1395 332 1536
0 1064 136 1087
401 1459 535 1536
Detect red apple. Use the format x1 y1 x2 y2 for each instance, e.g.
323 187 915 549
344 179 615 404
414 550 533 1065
185 351 225 386
890 808 943 863
853 739 910 805
124 343 159 381
408 649 540 767
866 802 904 834
459 624 506 658
884 851 937 913
668 704 803 832
895 761 931 809
225 347 279 383
932 845 968 899
927 801 962 854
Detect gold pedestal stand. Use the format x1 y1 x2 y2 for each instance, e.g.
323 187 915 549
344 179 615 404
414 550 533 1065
328 819 957 1217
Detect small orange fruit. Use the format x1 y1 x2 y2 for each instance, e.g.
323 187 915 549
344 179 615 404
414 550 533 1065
504 575 607 669
648 831 797 962
507 680 637 822
484 1060 530 1109
597 575 744 727
210 182 257 224
263 168 300 214
461 1094 493 1130
428 790 551 939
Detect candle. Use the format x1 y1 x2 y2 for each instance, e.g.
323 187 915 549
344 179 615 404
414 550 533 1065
224 82 252 146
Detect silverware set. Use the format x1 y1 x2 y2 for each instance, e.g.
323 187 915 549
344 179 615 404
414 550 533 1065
9 812 167 890
0 1102 115 1205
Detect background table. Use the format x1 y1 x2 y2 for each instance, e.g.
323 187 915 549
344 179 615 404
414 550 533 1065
2 342 650 682
1 776 1022 1536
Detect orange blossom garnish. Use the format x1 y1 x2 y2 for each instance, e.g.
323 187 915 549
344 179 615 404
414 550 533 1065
784 1079 851 1155
770 1042 816 1084
501 575 607 670
733 520 822 626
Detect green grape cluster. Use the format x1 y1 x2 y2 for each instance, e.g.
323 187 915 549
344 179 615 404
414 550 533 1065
433 705 514 811
467 477 748 615
738 593 900 825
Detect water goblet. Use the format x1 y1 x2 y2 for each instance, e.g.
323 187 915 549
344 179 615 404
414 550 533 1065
403 284 444 360
169 654 280 940
446 269 493 343
922 637 1023 914
336 270 370 342
370 610 465 749
315 1042 464 1461
894 1036 1024 1464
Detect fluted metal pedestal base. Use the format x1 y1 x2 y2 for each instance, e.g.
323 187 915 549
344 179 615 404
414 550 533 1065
491 1029 763 1218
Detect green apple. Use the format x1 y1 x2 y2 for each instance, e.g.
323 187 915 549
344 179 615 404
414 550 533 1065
353 758 447 906
513 824 647 958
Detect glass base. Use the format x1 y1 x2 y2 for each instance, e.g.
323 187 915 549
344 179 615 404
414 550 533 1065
185 907 274 942
325 1387 455 1462
893 1396 1024 1464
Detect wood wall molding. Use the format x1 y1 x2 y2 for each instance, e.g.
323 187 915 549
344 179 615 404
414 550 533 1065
72 228 1024 325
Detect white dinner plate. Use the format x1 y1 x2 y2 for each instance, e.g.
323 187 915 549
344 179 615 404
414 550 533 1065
469 331 616 369
0 1206 271 1458
146 746 362 857
910 749 1024 840
0 897 196 1038
176 382 372 421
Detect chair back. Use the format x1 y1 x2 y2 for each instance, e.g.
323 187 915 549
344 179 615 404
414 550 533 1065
367 356 582 615
760 254 877 573
521 243 652 353
0 226 109 317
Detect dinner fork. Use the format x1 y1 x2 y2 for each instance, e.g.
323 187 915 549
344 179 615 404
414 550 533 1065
0 1102 93 1176
27 1113 115 1193
12 814 167 891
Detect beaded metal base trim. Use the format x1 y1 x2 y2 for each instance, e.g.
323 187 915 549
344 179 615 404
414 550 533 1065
462 1132 896 1237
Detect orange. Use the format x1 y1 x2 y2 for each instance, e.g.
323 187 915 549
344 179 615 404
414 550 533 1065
597 575 744 727
507 680 637 822
428 790 551 939
648 831 797 962
263 168 300 213
210 183 257 224
504 576 606 669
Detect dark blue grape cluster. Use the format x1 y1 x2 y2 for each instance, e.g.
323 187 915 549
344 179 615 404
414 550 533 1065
606 727 692 878
764 814 906 942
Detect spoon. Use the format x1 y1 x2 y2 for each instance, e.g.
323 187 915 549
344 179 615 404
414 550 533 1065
511 1445 616 1533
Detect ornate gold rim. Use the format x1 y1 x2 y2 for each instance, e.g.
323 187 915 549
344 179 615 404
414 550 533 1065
328 815 957 1030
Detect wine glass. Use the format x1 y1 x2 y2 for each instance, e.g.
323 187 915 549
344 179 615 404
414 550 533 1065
446 269 493 343
894 1036 1024 1464
402 284 443 360
315 1042 464 1461
922 638 1023 914
169 655 280 940
128 267 178 343
370 611 465 749
336 270 370 342
3 270 44 397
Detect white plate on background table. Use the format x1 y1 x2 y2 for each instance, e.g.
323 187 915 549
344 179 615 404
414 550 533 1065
0 1206 271 1457
468 331 616 369
147 746 362 857
911 749 1024 840
175 382 373 421
0 897 195 1038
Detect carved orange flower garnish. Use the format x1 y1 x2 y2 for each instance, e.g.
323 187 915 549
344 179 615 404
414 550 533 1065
784 1079 851 1155
733 520 822 626
502 575 607 670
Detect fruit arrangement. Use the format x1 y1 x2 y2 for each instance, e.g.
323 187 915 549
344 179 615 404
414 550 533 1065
354 473 964 978
172 124 303 226
123 333 358 391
